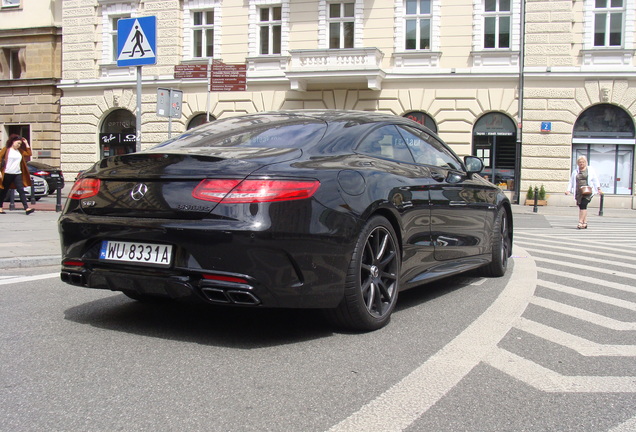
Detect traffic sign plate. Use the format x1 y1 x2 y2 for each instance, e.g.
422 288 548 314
117 16 157 67
174 64 209 79
210 62 247 92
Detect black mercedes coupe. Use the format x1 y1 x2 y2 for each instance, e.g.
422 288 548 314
59 110 513 331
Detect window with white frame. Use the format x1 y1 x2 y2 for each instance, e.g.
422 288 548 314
109 15 131 62
192 9 215 58
593 0 624 47
100 2 133 66
328 2 355 49
258 6 282 55
483 0 511 49
184 0 220 60
404 0 431 50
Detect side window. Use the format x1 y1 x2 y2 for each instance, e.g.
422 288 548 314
398 125 461 170
357 125 415 163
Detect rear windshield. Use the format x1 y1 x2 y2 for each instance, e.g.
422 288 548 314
150 115 327 151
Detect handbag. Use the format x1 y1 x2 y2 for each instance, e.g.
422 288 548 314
580 185 593 196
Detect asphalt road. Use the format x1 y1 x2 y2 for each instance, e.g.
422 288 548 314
1 212 635 431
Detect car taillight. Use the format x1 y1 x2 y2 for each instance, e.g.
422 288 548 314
34 170 50 176
69 178 101 199
193 179 320 203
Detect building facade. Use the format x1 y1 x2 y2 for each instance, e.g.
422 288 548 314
59 0 636 207
0 0 62 165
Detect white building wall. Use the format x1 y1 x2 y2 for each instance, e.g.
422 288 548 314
59 0 636 207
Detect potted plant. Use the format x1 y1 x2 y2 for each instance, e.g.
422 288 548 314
525 185 547 206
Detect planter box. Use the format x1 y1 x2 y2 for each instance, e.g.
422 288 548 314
525 199 547 206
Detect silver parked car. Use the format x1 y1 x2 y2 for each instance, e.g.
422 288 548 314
3 175 48 202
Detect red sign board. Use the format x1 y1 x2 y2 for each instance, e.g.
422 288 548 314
210 63 247 91
173 62 247 90
174 64 208 79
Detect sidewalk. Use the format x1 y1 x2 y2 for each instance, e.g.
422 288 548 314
0 194 633 270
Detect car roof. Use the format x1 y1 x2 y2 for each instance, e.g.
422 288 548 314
28 161 58 169
251 109 419 125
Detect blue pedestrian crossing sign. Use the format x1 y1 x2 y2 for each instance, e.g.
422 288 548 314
117 16 157 67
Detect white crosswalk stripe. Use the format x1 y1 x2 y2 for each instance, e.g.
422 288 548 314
485 218 636 393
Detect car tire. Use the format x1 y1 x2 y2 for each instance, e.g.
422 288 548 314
327 215 401 332
481 207 510 277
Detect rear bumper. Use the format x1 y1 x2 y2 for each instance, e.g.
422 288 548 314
59 213 355 309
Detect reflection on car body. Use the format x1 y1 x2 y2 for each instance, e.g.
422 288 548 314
59 110 513 331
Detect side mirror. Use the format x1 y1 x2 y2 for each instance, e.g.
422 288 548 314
464 156 484 175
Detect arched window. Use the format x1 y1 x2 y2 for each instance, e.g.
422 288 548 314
472 112 517 190
99 109 136 158
403 111 437 133
573 104 635 195
187 113 216 130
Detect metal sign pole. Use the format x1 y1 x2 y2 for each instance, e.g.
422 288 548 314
168 93 173 139
206 58 212 122
136 65 142 152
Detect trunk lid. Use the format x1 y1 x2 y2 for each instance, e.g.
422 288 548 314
75 149 301 218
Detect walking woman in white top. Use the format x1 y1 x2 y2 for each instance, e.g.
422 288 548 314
0 134 35 215
565 155 602 229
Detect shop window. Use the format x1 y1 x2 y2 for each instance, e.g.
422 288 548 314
403 111 437 133
100 109 136 158
573 104 635 139
573 104 635 195
472 112 517 190
187 113 216 130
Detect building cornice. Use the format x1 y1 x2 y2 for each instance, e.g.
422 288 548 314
1 78 60 88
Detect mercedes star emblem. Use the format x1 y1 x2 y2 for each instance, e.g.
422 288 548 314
130 183 148 201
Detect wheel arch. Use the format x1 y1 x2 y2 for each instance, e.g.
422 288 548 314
500 200 514 254
367 207 404 257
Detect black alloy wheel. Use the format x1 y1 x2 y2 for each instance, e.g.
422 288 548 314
481 207 510 277
328 215 401 331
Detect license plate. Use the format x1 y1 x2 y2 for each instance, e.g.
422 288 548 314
99 241 173 267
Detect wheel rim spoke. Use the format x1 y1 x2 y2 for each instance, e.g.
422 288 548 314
376 233 388 260
360 226 399 318
366 282 376 311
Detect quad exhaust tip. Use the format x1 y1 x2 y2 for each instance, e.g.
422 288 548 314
201 287 261 305
61 271 86 286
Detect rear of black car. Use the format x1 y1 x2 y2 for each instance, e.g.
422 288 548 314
59 114 358 309
28 161 65 194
